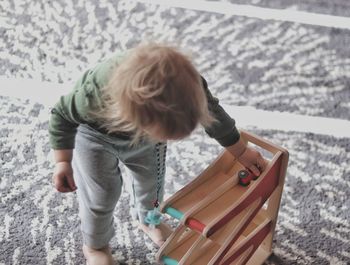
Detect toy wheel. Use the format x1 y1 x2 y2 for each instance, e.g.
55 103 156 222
238 170 250 186
238 170 249 179
239 181 250 186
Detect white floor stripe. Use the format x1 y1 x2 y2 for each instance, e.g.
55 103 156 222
137 0 350 30
0 77 349 138
0 77 73 107
222 105 350 139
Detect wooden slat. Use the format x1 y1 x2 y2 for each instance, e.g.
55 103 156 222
160 151 235 213
157 130 289 265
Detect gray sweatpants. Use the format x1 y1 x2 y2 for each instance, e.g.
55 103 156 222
72 124 166 249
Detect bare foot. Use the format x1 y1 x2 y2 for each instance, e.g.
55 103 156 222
83 245 116 265
139 222 173 247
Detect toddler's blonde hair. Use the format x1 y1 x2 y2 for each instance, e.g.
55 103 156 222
95 43 214 142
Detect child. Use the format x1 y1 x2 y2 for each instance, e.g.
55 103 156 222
49 43 266 265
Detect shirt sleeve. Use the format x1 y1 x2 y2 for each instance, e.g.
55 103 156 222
48 70 98 150
201 76 240 147
48 53 124 150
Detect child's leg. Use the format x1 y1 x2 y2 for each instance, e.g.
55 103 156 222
138 222 173 247
118 141 166 222
117 141 172 245
83 245 115 265
73 126 122 264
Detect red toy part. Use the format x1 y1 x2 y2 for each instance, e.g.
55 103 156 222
238 169 259 186
186 218 206 233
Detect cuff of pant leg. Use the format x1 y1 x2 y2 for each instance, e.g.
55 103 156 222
130 207 138 221
138 209 149 224
82 226 115 249
131 207 151 224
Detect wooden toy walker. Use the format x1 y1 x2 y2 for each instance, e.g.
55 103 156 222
156 130 289 265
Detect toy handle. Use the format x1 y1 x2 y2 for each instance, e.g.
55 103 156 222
240 130 288 156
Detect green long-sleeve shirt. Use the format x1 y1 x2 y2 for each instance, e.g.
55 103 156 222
48 51 240 150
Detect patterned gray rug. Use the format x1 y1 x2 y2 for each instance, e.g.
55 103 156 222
0 95 349 265
1 0 350 264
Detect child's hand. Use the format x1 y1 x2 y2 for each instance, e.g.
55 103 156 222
226 138 267 176
238 146 267 176
52 162 77 192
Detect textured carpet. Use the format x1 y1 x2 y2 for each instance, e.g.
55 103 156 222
1 0 350 264
1 96 349 265
212 0 350 17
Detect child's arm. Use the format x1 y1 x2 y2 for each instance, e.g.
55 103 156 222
49 53 122 150
200 77 266 175
49 69 95 150
52 149 77 192
225 138 267 176
200 77 240 147
54 148 73 163
49 53 123 193
49 71 95 192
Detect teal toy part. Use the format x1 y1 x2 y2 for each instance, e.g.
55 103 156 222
145 207 163 228
164 206 184 220
161 256 179 265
